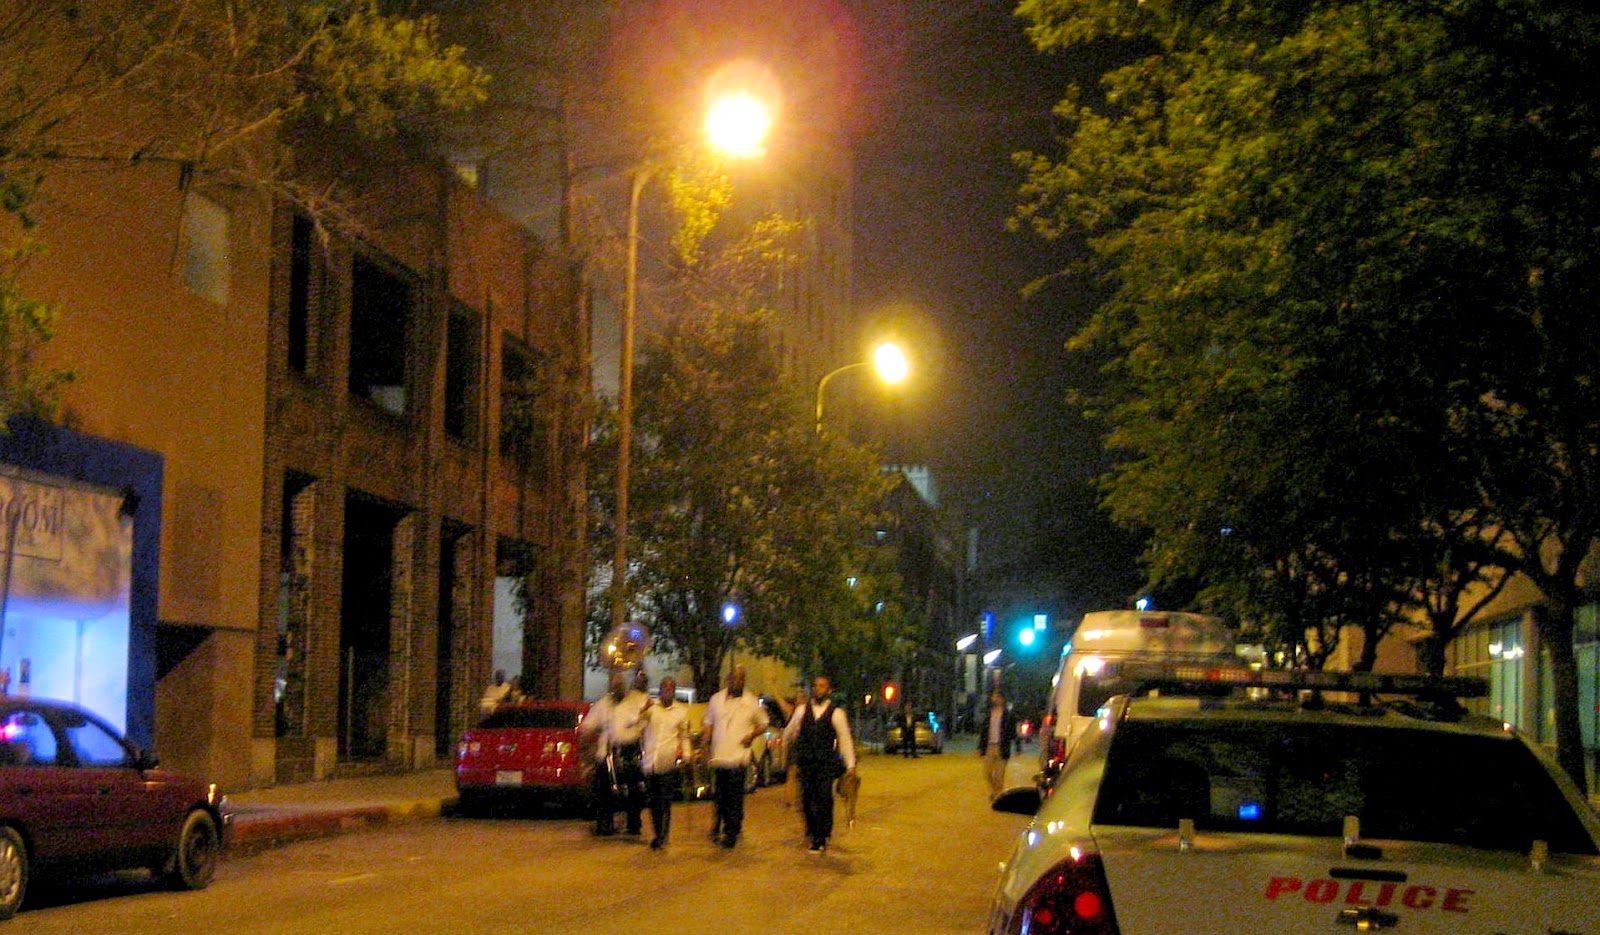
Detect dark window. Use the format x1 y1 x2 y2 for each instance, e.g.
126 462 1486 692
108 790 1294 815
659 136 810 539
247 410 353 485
288 213 315 373
1094 719 1598 855
350 254 413 416
478 707 580 730
445 307 479 440
499 336 546 467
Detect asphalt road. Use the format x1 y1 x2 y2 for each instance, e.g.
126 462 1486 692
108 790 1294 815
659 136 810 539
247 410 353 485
14 742 1033 934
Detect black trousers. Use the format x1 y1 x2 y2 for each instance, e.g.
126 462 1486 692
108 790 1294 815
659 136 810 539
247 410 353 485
798 765 837 846
645 770 678 843
594 745 645 833
713 767 747 842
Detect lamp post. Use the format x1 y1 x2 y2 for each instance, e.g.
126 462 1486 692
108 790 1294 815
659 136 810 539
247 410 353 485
814 342 910 434
609 88 775 635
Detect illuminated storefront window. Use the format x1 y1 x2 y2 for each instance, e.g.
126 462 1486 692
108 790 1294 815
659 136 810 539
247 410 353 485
0 470 132 732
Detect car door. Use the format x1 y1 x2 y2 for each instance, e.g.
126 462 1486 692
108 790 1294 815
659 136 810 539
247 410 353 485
0 706 94 863
51 708 176 860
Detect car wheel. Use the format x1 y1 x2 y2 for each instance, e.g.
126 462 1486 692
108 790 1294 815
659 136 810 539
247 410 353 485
744 762 759 794
163 809 221 891
0 826 27 921
756 753 773 788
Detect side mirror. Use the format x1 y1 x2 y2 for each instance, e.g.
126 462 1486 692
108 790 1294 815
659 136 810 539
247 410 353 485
991 785 1041 816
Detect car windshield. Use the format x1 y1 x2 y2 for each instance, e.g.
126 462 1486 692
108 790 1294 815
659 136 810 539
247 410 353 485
478 707 579 730
1093 718 1597 855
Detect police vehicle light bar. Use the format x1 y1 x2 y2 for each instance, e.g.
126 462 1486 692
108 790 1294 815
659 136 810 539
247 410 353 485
1094 661 1488 698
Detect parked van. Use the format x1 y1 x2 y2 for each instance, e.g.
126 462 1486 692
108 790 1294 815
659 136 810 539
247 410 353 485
1037 610 1238 788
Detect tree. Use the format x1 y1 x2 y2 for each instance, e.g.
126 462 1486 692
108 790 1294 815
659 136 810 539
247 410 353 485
0 1 487 414
588 305 893 695
585 151 896 695
1014 0 1600 784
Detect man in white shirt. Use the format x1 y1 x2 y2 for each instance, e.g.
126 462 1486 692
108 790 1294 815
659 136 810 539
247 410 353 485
581 669 650 836
702 664 768 848
783 674 857 854
639 676 689 849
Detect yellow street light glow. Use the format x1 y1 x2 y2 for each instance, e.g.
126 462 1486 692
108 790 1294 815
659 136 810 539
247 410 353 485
872 342 910 385
705 91 773 158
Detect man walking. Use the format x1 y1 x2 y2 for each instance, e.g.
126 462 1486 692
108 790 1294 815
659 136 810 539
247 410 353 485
639 676 689 849
977 689 1017 799
702 664 768 849
581 670 649 836
783 675 857 854
898 700 920 758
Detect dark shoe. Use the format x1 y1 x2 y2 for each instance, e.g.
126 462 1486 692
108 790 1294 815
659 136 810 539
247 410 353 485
649 838 664 850
720 836 737 849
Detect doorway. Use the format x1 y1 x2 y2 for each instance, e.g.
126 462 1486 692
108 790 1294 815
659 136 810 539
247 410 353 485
339 493 400 760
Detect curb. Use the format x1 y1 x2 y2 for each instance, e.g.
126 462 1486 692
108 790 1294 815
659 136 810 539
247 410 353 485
226 798 454 856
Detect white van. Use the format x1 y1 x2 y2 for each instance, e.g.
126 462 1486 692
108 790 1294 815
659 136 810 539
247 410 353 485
1036 610 1239 787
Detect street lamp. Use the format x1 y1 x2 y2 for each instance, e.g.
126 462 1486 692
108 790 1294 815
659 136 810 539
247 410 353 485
814 342 910 433
610 83 775 635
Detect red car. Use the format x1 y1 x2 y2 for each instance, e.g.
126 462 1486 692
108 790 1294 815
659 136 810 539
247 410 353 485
455 700 595 815
0 697 227 920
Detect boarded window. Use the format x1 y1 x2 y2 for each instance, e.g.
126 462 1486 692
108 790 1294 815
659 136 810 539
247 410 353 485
182 194 230 304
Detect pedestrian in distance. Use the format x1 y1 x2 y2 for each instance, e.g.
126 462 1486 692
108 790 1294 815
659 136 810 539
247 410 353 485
639 676 689 850
702 664 769 849
899 700 920 758
978 690 1017 800
783 674 857 855
478 669 512 715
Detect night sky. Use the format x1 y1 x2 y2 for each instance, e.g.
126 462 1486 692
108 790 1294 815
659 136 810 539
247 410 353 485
843 1 1114 577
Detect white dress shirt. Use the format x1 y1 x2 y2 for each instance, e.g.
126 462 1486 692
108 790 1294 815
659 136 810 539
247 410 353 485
783 700 858 771
640 699 690 775
703 689 768 769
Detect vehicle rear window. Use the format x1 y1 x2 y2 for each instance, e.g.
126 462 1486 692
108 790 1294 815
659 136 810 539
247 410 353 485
1078 678 1233 717
478 708 579 730
1093 719 1597 855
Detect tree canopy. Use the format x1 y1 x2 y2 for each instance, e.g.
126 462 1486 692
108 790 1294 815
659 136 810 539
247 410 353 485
1014 0 1600 785
587 154 896 696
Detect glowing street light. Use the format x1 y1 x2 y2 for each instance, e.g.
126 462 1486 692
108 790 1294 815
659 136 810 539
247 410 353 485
814 341 911 433
610 78 776 635
705 92 773 159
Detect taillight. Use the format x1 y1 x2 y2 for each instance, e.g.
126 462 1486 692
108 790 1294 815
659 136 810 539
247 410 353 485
1006 852 1119 935
1045 736 1067 774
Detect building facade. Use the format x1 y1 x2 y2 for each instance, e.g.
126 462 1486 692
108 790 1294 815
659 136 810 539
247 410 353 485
15 142 589 789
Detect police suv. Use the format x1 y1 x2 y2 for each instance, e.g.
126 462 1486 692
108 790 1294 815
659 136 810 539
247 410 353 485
1037 610 1238 789
990 662 1600 934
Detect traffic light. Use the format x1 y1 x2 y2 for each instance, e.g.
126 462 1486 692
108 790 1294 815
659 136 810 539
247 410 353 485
883 682 898 703
1017 626 1037 649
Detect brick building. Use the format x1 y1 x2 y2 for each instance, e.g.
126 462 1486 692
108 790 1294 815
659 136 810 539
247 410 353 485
14 142 589 789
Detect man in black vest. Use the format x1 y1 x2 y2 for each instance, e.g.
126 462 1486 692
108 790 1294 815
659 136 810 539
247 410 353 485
782 675 858 854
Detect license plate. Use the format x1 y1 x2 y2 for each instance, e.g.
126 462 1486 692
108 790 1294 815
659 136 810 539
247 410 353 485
494 770 522 787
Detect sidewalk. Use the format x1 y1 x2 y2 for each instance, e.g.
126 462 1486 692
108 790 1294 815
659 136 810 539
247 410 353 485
224 767 459 855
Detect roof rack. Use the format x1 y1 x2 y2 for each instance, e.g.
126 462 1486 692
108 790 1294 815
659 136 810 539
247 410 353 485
1092 660 1488 699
